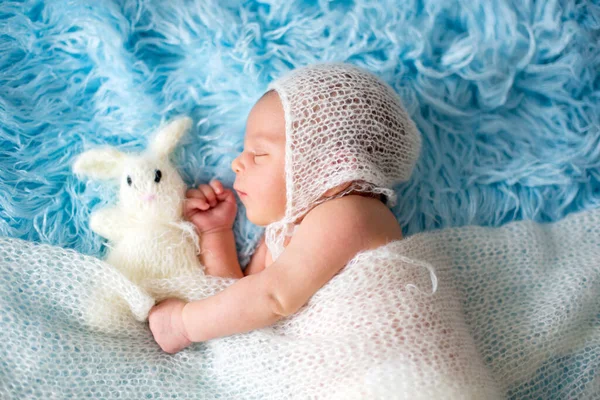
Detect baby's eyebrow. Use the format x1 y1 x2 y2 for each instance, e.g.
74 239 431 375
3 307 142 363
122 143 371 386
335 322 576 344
250 135 272 142
246 134 281 146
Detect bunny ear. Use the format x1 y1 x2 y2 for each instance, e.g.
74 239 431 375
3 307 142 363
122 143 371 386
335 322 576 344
149 116 192 159
73 147 126 180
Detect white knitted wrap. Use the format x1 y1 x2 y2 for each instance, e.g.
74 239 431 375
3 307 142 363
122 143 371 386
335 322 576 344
4 206 600 398
265 63 422 260
0 236 502 399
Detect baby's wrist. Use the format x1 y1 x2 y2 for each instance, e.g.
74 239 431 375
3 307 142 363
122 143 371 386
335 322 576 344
199 228 243 279
179 302 193 343
201 226 233 236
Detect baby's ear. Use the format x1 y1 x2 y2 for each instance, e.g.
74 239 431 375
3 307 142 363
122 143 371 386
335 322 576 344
149 116 192 159
73 147 126 180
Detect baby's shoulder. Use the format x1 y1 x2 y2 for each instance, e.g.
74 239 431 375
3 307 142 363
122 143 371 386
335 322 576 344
302 194 403 249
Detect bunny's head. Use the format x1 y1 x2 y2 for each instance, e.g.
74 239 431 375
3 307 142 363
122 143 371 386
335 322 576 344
74 117 193 223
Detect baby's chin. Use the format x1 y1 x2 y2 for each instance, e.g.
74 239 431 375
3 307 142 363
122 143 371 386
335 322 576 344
245 208 283 227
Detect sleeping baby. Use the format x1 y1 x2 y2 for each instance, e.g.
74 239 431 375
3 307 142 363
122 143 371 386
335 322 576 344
148 62 418 348
148 63 501 398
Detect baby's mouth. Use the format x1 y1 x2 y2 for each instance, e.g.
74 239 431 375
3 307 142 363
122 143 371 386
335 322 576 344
234 186 247 197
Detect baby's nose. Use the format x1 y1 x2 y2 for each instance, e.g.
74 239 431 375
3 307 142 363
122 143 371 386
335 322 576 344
231 157 243 173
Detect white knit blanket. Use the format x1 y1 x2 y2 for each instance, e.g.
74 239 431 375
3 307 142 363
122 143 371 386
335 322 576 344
2 207 599 399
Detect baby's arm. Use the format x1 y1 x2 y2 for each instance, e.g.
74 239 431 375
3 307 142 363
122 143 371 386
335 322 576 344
185 180 243 279
243 236 268 276
200 230 244 279
181 195 388 342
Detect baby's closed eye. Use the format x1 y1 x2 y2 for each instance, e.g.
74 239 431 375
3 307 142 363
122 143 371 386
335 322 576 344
252 151 269 161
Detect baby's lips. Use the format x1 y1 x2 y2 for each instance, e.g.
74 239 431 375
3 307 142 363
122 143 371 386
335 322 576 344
233 185 247 197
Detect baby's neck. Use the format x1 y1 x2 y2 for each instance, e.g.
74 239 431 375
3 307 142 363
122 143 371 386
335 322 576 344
291 191 385 226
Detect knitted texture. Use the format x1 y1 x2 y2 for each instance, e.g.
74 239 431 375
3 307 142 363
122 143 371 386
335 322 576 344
71 117 215 327
0 235 499 399
265 63 422 260
2 207 599 398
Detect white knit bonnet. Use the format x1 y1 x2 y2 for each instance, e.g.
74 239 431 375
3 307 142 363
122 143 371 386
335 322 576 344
264 63 422 260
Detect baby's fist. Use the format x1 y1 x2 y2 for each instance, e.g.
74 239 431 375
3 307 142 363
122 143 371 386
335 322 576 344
148 298 192 354
184 180 237 234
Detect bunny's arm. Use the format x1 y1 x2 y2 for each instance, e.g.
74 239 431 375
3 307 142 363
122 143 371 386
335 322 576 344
90 207 127 242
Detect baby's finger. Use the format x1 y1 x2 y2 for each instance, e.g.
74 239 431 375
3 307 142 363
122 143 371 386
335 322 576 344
186 188 206 200
185 197 210 212
216 189 236 204
198 184 217 207
183 197 201 216
209 180 224 195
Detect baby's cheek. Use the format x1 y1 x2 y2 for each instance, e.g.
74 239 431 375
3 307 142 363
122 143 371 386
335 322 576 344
263 191 286 222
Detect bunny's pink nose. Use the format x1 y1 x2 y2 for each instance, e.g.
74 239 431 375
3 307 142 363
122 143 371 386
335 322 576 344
142 194 156 202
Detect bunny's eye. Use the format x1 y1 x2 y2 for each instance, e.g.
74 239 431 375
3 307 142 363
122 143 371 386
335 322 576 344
154 170 162 184
126 176 132 186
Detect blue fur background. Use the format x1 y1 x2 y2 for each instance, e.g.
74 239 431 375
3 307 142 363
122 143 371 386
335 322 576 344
1 0 599 264
0 0 599 397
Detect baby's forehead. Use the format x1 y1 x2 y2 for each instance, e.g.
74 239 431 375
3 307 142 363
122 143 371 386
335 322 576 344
245 132 281 145
245 91 285 144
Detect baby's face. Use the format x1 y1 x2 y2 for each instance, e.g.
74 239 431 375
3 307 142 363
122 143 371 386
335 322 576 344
231 91 286 226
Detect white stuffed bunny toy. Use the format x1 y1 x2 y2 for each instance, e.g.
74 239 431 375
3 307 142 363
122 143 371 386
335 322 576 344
73 117 207 329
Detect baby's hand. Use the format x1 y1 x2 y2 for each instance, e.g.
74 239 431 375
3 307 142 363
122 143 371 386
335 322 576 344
148 298 192 354
184 179 237 234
